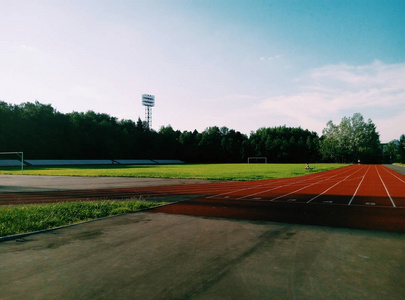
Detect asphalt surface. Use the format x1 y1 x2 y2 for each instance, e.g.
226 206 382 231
1 168 405 299
1 212 404 300
385 164 405 176
0 175 211 192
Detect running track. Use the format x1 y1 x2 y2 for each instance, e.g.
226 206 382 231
1 165 405 232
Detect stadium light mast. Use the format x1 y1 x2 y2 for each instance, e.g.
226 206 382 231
142 94 155 129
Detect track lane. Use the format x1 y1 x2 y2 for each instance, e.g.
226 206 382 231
269 165 367 203
208 165 359 201
306 165 368 204
153 165 405 232
349 165 395 207
377 165 405 208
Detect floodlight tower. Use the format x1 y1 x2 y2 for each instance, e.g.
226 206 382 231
142 94 155 129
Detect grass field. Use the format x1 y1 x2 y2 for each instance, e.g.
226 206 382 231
0 163 350 181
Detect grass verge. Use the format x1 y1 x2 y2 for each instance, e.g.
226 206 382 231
0 199 168 237
0 163 350 181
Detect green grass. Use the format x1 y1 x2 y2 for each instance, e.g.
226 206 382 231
0 199 169 237
0 163 349 181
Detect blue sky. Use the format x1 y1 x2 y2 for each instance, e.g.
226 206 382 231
1 0 404 142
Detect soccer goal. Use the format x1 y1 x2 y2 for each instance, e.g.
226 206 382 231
0 152 24 173
247 157 267 164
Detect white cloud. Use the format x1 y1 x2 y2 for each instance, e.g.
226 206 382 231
305 60 405 90
260 55 284 61
249 61 405 141
69 86 104 101
20 45 37 52
268 55 283 61
376 113 405 142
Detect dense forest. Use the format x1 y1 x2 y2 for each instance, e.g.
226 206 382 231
0 101 403 163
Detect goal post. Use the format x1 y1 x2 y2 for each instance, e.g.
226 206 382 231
0 152 24 174
247 157 267 164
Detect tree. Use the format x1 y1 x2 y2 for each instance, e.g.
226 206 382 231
320 113 381 163
247 126 320 163
158 125 181 159
383 141 399 163
198 126 224 162
178 130 203 162
399 134 405 163
1 100 325 162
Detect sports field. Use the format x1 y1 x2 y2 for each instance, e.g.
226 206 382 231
1 163 345 237
1 164 405 299
1 163 404 233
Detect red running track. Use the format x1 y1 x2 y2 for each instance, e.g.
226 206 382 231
1 165 405 232
152 164 405 232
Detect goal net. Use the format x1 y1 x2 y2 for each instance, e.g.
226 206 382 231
0 152 24 173
247 157 267 164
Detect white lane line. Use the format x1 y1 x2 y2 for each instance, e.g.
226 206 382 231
238 165 359 201
376 165 396 208
232 175 322 200
269 175 343 202
381 166 405 184
236 183 295 200
307 165 366 203
206 181 283 199
270 165 366 203
348 166 370 205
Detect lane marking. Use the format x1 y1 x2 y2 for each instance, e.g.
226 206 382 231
235 171 335 200
270 177 333 202
348 166 370 205
381 166 405 184
239 165 359 201
273 165 367 203
206 178 294 199
307 165 367 203
376 165 396 208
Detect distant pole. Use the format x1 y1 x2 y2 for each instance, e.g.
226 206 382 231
142 94 155 129
145 106 152 128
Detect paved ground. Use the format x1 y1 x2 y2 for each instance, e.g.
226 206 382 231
0 174 211 192
386 164 405 176
1 212 404 300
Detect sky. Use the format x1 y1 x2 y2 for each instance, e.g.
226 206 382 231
1 0 404 143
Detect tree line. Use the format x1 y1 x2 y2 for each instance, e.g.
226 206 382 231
383 135 405 164
0 101 403 163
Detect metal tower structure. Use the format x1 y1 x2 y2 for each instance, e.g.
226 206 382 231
142 94 155 129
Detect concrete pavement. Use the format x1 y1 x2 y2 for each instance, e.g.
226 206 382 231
0 175 211 192
1 212 404 299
